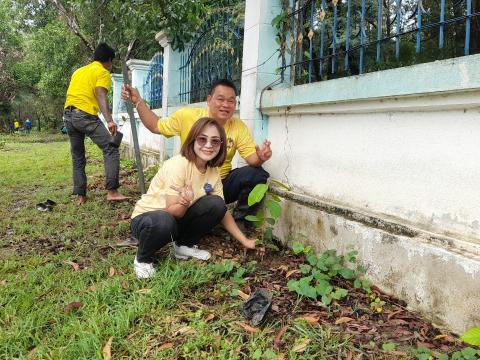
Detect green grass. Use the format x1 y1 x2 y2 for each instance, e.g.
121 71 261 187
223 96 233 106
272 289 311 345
0 134 378 359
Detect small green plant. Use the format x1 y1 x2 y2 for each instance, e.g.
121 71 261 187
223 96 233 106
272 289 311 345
246 180 290 250
369 293 386 313
413 346 480 360
287 243 368 305
462 327 480 346
213 260 257 285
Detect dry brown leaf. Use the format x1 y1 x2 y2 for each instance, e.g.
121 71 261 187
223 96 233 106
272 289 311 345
63 260 80 271
335 317 354 325
292 338 310 353
173 326 196 336
346 350 353 360
102 336 113 360
277 353 286 360
158 342 174 351
136 288 152 294
64 301 83 313
126 330 141 340
271 304 280 312
238 322 259 333
274 325 289 348
108 267 116 277
286 269 300 278
297 315 320 325
278 265 289 272
237 290 250 301
204 313 214 322
433 334 446 340
88 284 97 292
387 310 403 320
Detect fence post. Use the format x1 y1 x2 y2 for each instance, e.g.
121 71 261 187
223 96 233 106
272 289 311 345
156 31 183 157
126 59 151 98
241 0 284 145
111 73 124 124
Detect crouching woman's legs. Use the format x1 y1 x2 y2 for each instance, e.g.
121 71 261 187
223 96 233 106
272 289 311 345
174 195 227 260
130 210 177 278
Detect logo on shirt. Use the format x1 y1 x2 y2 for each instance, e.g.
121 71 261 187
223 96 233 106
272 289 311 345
227 138 234 150
204 183 213 195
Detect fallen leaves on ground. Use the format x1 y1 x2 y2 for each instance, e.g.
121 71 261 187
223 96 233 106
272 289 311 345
237 322 259 333
292 338 310 353
297 314 320 325
335 316 355 325
237 289 250 300
102 337 113 360
108 266 116 277
273 325 289 348
63 260 80 271
64 301 82 313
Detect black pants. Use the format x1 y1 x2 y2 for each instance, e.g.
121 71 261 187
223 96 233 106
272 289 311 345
222 165 269 220
131 195 227 263
64 109 120 196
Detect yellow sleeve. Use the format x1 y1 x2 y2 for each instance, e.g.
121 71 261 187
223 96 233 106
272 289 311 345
235 120 257 159
157 108 185 137
211 169 225 200
96 68 111 91
161 157 187 197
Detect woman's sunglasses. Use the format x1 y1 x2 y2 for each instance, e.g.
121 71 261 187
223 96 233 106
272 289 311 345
196 136 223 148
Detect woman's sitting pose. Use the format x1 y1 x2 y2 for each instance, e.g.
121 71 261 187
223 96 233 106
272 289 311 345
130 117 256 278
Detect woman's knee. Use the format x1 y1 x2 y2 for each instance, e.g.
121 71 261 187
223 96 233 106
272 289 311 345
201 195 227 216
132 211 177 238
241 166 270 185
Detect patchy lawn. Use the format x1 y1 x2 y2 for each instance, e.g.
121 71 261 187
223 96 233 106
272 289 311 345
0 133 477 359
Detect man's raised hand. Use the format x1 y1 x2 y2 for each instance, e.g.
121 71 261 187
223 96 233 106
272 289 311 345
121 84 141 105
255 139 272 163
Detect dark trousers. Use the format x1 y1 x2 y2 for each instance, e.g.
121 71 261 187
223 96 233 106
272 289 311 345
131 195 227 263
222 165 269 220
64 109 120 196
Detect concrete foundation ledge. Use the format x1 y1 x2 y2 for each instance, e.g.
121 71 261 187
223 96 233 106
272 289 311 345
272 188 480 334
120 145 162 169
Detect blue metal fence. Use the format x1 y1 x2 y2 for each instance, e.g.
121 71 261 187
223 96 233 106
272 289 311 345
179 5 244 104
142 52 164 109
279 0 480 84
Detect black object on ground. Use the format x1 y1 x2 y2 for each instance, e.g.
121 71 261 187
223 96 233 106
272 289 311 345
242 288 272 326
36 199 57 212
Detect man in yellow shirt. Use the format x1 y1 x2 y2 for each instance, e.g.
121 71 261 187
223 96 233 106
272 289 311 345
122 79 272 229
64 43 127 204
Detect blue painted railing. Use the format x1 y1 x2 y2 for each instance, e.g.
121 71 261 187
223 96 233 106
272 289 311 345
142 52 164 109
179 5 244 104
280 0 480 85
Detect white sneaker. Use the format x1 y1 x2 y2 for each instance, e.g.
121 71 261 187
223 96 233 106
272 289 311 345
133 257 156 279
173 244 211 261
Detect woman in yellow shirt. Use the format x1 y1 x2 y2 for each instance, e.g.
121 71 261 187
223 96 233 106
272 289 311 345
131 117 256 279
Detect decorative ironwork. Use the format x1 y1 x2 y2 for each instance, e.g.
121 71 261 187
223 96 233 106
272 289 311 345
143 52 164 109
179 5 244 104
280 0 480 85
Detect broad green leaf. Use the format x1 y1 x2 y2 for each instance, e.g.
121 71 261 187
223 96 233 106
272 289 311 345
287 279 299 292
461 327 480 346
321 295 332 305
339 268 355 280
331 288 348 300
315 279 332 296
265 199 281 219
382 343 396 351
292 241 305 254
299 264 311 274
306 253 317 266
248 183 268 206
264 227 273 241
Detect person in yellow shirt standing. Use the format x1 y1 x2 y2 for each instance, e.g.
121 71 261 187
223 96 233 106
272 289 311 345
64 43 127 204
14 119 19 132
122 79 272 230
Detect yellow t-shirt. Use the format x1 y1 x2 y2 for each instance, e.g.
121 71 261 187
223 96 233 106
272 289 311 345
157 108 257 179
64 61 112 115
14 121 19 129
131 155 224 219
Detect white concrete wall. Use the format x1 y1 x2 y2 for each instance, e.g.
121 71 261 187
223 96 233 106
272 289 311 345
262 56 480 244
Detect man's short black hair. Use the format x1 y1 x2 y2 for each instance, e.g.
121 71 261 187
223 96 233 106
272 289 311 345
209 79 238 96
93 43 115 63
